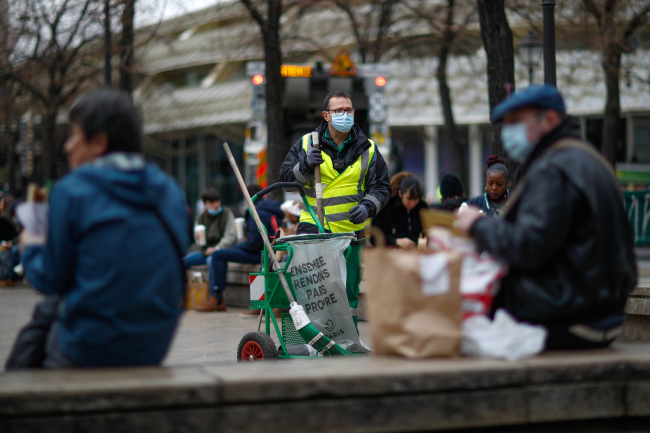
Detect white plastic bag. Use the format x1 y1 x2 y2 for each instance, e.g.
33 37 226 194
461 309 548 361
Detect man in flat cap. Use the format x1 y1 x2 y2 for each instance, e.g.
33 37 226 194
457 85 636 350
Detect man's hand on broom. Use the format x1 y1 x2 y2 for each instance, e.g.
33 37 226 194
349 205 369 225
306 147 324 170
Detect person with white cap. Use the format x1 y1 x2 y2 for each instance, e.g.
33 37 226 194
456 84 636 351
280 200 302 236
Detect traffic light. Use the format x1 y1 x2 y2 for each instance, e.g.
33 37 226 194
365 77 388 124
251 75 266 120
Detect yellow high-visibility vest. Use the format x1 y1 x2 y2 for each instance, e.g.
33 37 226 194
300 134 375 232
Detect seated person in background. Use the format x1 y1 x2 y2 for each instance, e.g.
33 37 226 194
0 194 22 287
459 156 509 218
6 88 189 369
372 173 428 249
195 184 284 312
435 173 468 212
184 188 237 295
280 200 302 237
456 85 636 350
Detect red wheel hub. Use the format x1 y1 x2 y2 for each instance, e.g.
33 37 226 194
241 341 264 361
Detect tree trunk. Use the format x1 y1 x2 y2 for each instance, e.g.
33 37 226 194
119 0 135 94
601 46 621 164
4 81 15 193
476 0 517 176
42 107 58 182
262 0 286 202
437 0 467 191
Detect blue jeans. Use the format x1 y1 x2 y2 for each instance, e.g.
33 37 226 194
8 244 21 280
183 251 214 294
210 244 261 297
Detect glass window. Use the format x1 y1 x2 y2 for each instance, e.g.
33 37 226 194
633 118 650 163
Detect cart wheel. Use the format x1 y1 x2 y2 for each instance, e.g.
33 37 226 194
237 332 278 362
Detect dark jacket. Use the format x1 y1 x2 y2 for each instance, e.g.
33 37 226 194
470 118 637 326
241 198 284 253
22 153 190 367
435 196 468 213
279 121 391 234
373 196 428 245
465 193 508 218
196 207 236 253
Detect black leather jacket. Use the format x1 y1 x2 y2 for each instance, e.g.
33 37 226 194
471 118 637 325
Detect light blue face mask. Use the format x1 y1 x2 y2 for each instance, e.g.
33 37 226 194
501 123 535 163
207 207 222 216
330 112 354 133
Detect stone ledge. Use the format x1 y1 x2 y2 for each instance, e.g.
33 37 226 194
2 347 650 433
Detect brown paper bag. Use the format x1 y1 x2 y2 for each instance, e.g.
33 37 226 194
185 270 210 310
364 247 462 358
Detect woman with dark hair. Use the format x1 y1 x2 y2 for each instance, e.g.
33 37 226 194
459 155 509 218
372 173 428 249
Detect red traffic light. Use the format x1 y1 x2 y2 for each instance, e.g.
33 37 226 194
252 74 264 85
375 76 387 87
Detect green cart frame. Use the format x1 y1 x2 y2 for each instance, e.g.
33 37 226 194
236 182 356 361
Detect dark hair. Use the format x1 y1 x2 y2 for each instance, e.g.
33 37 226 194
486 155 509 178
323 91 352 111
200 188 221 203
247 184 263 198
68 88 142 153
390 172 413 197
399 176 422 200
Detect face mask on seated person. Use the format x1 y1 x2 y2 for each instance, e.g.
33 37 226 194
501 123 535 163
330 112 354 133
207 207 222 216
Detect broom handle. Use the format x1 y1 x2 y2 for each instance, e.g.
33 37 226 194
311 131 325 228
221 138 297 305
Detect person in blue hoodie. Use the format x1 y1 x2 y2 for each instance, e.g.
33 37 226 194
5 89 190 369
195 184 283 312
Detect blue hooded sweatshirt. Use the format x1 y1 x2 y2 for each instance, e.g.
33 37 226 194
22 153 190 367
241 198 284 253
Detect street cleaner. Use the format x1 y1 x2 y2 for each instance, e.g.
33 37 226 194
279 91 391 327
456 85 637 351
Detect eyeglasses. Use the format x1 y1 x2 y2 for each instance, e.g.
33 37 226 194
327 109 355 116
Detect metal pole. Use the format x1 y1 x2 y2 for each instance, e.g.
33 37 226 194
529 66 534 86
542 0 556 86
104 0 111 87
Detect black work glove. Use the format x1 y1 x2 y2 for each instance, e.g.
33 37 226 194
349 204 369 225
305 147 324 170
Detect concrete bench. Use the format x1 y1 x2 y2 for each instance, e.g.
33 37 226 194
186 263 259 309
619 279 650 343
2 346 650 432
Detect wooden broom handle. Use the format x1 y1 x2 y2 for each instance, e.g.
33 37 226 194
311 131 325 228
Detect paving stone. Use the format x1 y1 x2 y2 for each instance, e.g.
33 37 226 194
0 366 219 416
204 356 527 404
626 381 650 416
218 388 528 433
523 349 645 384
527 383 626 422
617 315 650 343
2 407 219 433
625 297 650 315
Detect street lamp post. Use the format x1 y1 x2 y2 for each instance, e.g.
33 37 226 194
542 0 557 86
516 31 543 86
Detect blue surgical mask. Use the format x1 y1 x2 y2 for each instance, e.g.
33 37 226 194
207 207 222 216
330 112 354 133
501 123 534 163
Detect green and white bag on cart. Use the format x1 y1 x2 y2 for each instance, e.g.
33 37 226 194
278 233 370 354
